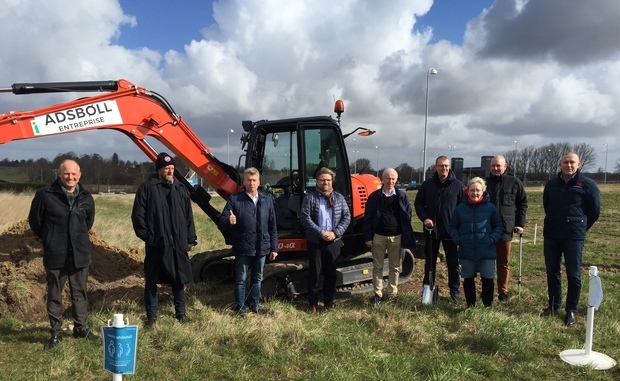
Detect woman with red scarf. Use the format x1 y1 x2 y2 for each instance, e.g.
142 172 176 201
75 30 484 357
448 177 503 308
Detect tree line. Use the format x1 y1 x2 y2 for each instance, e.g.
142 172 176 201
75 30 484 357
0 152 190 192
351 142 619 185
1 142 617 191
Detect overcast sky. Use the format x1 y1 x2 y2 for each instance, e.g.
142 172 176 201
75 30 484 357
1 0 618 173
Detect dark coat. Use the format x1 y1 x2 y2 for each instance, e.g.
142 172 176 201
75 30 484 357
218 191 278 257
448 193 503 261
486 172 528 241
363 188 416 248
414 170 465 239
543 170 600 240
132 175 197 285
28 179 95 269
300 190 351 244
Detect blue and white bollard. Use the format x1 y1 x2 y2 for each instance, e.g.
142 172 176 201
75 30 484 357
102 314 139 380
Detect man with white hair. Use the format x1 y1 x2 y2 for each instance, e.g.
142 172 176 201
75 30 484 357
363 168 415 305
29 159 99 350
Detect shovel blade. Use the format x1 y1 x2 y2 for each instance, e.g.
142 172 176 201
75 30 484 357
422 284 436 305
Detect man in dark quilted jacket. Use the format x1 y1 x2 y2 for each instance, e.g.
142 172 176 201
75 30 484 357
542 152 600 327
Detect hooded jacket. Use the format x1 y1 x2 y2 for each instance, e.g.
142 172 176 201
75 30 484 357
414 169 465 239
448 192 503 261
132 174 197 285
29 178 95 269
485 172 528 241
543 170 600 240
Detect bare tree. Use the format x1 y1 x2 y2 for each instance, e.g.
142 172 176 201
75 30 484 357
571 142 596 171
394 162 415 183
615 158 620 173
353 158 373 174
519 145 535 183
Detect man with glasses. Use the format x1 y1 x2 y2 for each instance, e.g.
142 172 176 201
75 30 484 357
300 167 351 313
414 156 465 303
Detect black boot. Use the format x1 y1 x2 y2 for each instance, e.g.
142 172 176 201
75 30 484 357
482 278 494 307
463 277 476 307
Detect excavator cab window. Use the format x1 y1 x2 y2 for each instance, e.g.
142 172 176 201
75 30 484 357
247 117 351 235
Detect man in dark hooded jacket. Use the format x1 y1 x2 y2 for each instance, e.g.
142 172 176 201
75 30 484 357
29 159 99 350
414 156 465 303
132 152 197 327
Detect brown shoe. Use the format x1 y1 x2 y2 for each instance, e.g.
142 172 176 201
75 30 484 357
308 304 317 314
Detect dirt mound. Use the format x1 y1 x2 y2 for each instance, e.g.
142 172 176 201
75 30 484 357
0 221 145 324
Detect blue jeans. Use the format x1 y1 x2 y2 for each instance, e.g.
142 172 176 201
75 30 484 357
235 254 266 313
544 238 585 313
460 259 495 279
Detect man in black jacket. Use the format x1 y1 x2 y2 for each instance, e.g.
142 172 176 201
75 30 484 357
132 152 197 327
486 155 528 302
414 156 465 303
363 168 415 305
29 159 99 350
542 152 600 326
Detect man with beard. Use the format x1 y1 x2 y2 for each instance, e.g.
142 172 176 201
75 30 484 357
132 152 197 327
300 167 351 313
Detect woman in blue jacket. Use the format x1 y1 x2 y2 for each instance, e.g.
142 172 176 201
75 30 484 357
449 177 502 307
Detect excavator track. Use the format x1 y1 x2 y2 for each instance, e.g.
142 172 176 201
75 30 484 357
191 248 416 301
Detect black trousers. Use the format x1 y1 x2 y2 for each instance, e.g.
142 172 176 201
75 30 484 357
144 279 186 320
46 267 89 335
307 240 341 306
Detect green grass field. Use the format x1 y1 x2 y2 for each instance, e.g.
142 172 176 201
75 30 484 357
0 186 618 380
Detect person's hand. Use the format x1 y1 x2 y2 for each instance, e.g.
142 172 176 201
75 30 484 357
365 240 373 248
513 226 524 234
424 219 434 229
269 252 278 261
187 244 194 252
229 210 236 225
322 231 336 241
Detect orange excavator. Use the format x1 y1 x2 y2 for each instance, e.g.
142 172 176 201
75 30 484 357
0 79 419 299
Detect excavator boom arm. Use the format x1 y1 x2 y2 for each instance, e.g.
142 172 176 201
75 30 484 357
0 79 240 223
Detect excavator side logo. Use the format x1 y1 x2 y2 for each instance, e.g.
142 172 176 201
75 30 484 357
31 100 123 136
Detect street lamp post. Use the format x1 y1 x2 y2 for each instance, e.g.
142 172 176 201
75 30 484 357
604 143 608 185
375 146 379 177
514 140 518 178
422 68 438 182
227 129 234 165
353 138 357 174
419 150 424 183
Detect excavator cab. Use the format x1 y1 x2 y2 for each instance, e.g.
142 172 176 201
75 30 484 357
242 116 352 238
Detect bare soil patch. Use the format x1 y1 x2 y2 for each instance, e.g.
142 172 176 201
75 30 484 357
0 221 145 324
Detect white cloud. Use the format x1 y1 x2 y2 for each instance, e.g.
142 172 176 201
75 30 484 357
0 0 618 174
